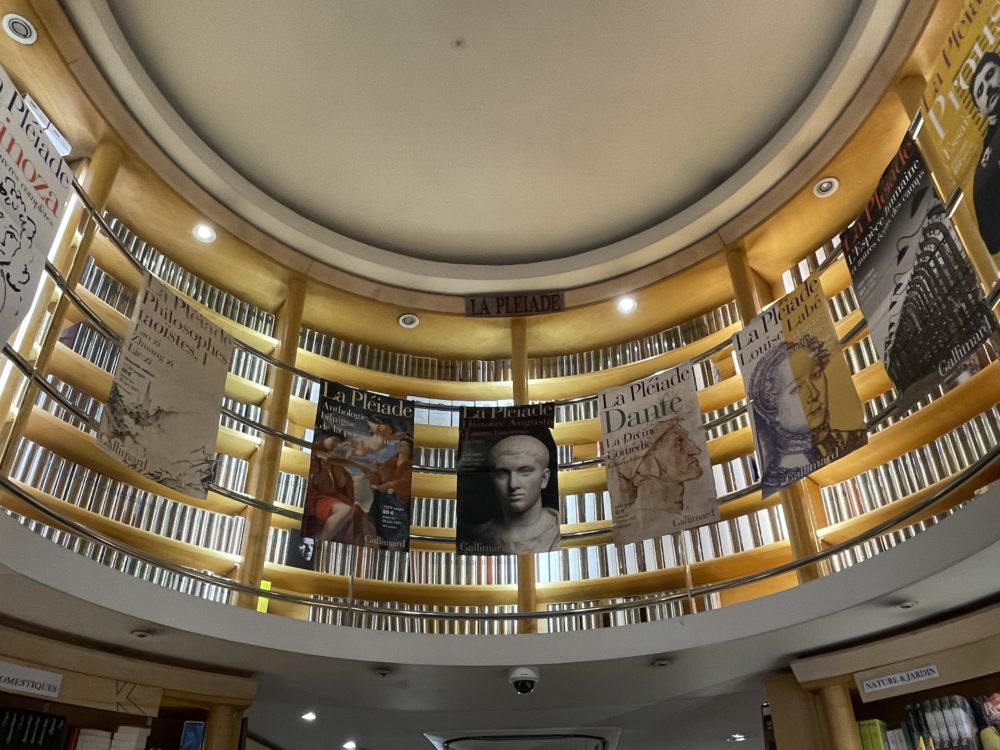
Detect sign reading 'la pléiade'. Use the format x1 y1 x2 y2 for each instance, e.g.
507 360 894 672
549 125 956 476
465 292 564 317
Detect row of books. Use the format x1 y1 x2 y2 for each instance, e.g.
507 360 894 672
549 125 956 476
0 710 152 750
858 692 1000 749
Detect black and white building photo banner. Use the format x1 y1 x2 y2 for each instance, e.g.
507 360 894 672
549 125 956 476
841 134 996 408
98 276 235 498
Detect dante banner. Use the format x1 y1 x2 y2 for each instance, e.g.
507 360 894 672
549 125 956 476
300 381 414 550
921 0 1000 259
734 277 867 499
0 63 73 340
98 276 235 498
841 134 995 406
598 364 718 545
456 404 559 555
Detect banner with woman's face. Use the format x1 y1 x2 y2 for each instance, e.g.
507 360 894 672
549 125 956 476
734 278 867 499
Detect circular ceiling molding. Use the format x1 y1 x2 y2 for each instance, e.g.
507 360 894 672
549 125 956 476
65 0 907 293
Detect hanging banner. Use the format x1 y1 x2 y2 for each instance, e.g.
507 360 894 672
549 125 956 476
456 404 560 555
920 0 1000 257
734 277 867 499
300 381 414 550
841 134 996 407
0 63 73 340
598 364 718 545
98 276 234 498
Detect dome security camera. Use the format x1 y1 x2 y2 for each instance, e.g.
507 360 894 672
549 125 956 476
508 666 539 695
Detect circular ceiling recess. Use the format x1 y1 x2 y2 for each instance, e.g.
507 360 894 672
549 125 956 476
66 0 905 293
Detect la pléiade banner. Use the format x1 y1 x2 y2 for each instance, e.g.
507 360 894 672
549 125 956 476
598 365 718 546
300 381 414 551
98 276 235 498
734 277 868 499
841 134 996 407
0 63 72 340
920 0 1000 261
455 404 560 555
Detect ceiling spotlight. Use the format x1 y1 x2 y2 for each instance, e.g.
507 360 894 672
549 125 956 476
192 223 217 243
343 742 357 749
129 629 153 639
651 658 671 668
398 313 420 329
896 600 919 610
812 176 840 198
726 733 747 742
3 14 38 45
616 296 638 314
301 712 317 722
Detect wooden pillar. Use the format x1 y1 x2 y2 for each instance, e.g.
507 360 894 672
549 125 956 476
236 274 307 608
0 138 123 474
818 683 863 750
203 704 243 750
510 317 538 634
725 245 828 584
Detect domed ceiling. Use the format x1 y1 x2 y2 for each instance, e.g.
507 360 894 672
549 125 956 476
65 0 906 293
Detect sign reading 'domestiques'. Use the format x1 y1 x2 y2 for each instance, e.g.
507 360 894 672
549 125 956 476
0 659 62 699
465 292 564 317
599 364 718 546
0 63 73 340
98 276 234 498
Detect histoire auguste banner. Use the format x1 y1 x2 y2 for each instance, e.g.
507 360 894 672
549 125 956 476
599 364 718 546
98 276 235 498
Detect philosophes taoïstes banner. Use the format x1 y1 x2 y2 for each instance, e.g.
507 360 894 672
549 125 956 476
0 63 73 340
98 275 235 499
734 277 867 499
300 381 414 551
841 134 995 407
921 0 1000 261
456 404 560 555
598 364 718 546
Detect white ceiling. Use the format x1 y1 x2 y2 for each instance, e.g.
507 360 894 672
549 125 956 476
64 0 908 292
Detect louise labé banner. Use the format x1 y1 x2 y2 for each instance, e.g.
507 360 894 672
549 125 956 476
734 277 867 499
456 404 559 555
0 63 72 340
921 0 1000 259
300 381 414 551
841 135 995 407
98 276 234 498
598 365 717 545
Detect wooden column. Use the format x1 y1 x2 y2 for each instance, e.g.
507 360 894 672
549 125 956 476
0 139 123 474
236 274 307 608
725 245 828 584
818 684 863 750
204 704 243 750
510 316 538 634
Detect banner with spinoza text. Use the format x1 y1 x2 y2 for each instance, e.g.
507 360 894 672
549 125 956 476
98 275 235 498
841 134 995 408
734 277 868 499
456 404 559 555
920 0 1000 261
300 381 414 551
0 63 73 340
598 364 718 546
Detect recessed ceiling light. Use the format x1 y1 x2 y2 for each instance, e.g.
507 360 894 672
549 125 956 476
398 313 420 329
301 712 317 722
651 658 671 668
896 600 919 610
726 733 747 742
343 741 357 749
812 176 839 198
616 296 637 314
192 223 217 243
3 14 38 45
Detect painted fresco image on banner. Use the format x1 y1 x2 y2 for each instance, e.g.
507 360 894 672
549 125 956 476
734 277 867 499
921 0 1000 261
98 275 235 498
300 381 414 551
841 134 996 407
0 63 73 340
598 364 717 546
456 404 559 555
